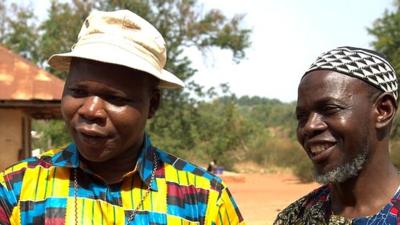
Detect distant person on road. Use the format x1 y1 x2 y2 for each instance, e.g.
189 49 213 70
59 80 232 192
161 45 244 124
207 159 217 173
274 46 400 224
0 9 244 225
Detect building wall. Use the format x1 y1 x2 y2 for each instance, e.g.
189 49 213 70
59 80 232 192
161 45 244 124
0 109 25 171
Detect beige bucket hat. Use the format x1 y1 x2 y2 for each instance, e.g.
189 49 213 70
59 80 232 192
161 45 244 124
48 10 184 89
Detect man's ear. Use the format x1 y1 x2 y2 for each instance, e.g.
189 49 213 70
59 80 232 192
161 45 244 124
375 93 397 129
148 89 160 119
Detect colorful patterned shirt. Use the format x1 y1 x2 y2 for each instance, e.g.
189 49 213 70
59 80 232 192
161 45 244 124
274 185 400 225
0 135 244 225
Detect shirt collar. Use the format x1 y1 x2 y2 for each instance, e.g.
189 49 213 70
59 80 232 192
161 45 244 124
50 134 159 191
50 144 80 168
134 135 159 191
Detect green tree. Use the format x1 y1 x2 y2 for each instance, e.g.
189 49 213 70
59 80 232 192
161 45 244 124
1 2 39 61
1 0 252 159
368 1 400 139
0 1 7 42
38 0 93 77
32 120 71 150
368 1 400 74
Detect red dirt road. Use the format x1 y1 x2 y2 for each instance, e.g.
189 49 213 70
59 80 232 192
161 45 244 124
222 172 319 225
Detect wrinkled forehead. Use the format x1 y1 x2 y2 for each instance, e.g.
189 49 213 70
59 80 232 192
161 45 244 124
303 46 398 101
297 70 372 105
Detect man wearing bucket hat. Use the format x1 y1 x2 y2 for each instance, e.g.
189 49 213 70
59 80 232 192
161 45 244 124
0 10 244 225
274 46 400 224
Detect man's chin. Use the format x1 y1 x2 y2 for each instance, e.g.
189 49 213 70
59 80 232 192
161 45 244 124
77 146 113 163
314 152 367 184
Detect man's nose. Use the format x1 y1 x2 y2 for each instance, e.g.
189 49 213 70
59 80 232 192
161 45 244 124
78 96 107 123
302 112 327 137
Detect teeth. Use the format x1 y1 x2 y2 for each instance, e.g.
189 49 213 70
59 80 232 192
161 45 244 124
310 144 332 154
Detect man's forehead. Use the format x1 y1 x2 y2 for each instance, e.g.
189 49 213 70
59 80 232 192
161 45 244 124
68 58 151 83
298 70 369 103
66 64 156 98
300 70 362 89
70 57 133 73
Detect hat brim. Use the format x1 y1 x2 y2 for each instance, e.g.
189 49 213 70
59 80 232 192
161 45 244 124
48 42 184 89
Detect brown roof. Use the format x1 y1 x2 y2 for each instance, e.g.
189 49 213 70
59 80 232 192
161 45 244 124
0 45 64 101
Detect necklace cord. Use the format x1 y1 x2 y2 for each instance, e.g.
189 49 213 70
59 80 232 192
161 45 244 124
74 152 158 224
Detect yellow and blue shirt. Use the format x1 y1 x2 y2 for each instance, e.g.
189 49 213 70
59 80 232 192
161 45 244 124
0 136 244 225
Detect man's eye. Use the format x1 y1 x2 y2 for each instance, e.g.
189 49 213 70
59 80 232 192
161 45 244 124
296 112 308 123
323 105 341 114
69 88 87 97
105 95 130 105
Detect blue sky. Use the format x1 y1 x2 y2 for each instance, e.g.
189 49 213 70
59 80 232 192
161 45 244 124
189 0 395 102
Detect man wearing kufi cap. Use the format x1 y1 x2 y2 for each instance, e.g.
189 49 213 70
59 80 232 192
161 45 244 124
0 10 244 225
274 46 400 224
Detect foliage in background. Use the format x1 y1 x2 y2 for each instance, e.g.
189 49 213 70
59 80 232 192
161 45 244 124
32 120 71 150
0 0 318 182
368 1 400 139
15 0 400 183
0 0 254 170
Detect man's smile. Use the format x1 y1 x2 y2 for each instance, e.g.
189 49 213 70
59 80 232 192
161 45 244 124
309 143 335 155
305 141 336 162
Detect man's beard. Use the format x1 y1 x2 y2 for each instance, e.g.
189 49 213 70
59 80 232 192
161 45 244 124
314 140 369 184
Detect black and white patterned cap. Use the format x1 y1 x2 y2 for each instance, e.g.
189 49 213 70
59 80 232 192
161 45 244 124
304 46 398 101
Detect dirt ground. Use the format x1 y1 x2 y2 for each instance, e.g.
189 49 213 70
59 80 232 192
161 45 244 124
221 171 319 225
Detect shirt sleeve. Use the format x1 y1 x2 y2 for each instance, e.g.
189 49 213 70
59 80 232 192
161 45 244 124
0 174 13 225
213 187 245 225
